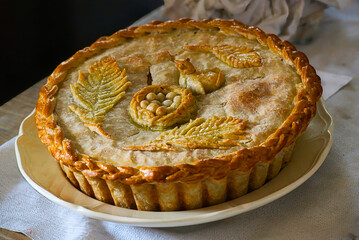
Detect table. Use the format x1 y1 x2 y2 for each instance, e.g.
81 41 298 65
0 6 165 146
0 8 166 240
0 79 45 145
0 81 45 239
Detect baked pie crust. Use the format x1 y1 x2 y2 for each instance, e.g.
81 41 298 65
176 58 224 95
35 19 322 211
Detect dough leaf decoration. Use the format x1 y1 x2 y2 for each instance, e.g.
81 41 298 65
124 116 248 151
185 44 262 68
69 57 131 138
175 58 224 95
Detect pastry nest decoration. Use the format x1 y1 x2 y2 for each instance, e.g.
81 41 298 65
125 116 248 151
69 57 131 138
175 58 224 95
129 85 197 130
185 44 262 68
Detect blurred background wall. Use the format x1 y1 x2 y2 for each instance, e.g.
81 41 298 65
0 0 163 105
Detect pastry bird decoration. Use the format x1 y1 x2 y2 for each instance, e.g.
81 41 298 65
175 58 224 95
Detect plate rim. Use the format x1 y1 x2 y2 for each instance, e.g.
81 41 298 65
15 98 333 227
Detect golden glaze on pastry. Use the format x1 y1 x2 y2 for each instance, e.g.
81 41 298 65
125 116 248 151
175 58 224 95
185 44 262 68
69 57 131 138
129 85 197 130
35 19 322 211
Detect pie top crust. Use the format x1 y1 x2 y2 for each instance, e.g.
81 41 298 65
35 19 322 184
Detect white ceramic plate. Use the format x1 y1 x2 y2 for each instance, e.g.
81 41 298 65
15 99 333 228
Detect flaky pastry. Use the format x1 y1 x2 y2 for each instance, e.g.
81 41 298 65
35 19 322 211
129 85 197 130
175 58 224 95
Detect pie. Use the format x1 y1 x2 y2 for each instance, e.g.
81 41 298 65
35 19 322 211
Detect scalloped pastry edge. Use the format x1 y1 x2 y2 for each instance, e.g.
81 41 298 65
35 19 322 211
60 142 295 210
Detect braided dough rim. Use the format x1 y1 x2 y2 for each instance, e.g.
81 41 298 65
35 19 322 185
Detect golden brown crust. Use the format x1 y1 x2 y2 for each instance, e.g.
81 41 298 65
35 19 322 186
58 142 294 210
124 116 248 151
68 57 131 138
175 58 225 95
184 45 262 68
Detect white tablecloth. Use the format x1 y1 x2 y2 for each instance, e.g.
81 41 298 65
1 3 359 240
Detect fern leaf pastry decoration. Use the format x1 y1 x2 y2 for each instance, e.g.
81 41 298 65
69 57 131 138
125 116 248 151
185 44 262 68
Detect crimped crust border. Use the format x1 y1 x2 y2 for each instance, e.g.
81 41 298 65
35 18 322 185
